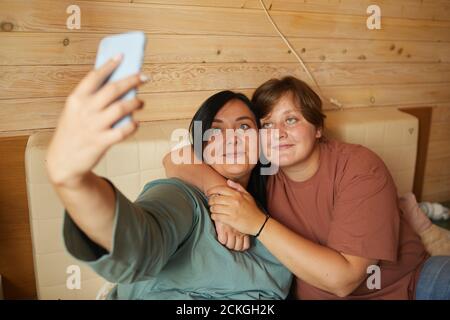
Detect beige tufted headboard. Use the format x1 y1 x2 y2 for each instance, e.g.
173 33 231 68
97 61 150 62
25 108 418 300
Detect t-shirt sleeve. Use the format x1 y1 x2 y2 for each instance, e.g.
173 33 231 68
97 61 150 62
63 178 196 284
327 147 400 262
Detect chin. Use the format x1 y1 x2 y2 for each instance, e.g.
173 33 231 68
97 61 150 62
270 144 317 169
270 156 296 168
221 164 252 179
278 158 300 168
264 149 297 167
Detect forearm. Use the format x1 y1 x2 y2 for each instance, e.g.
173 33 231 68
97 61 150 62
52 171 116 252
163 146 226 192
258 218 370 297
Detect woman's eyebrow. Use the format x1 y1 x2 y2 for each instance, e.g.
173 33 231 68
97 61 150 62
213 116 256 124
235 116 256 123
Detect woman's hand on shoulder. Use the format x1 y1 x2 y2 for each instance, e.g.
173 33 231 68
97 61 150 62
207 180 267 236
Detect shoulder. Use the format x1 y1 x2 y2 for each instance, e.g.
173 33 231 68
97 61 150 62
325 140 397 198
138 178 207 208
142 177 203 195
325 139 387 174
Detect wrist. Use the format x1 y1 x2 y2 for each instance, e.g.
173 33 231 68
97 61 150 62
48 168 94 189
254 213 270 238
256 216 273 241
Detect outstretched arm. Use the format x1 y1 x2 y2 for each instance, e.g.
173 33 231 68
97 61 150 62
56 172 116 252
63 180 195 284
47 55 147 252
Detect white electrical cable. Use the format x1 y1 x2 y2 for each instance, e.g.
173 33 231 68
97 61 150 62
258 0 343 109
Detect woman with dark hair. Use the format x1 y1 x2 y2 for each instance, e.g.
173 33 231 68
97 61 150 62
46 58 291 299
188 90 268 211
164 76 450 300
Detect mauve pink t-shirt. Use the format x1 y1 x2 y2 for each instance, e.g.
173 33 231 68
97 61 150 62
267 139 429 299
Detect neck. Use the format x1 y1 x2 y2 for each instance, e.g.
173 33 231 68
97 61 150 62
229 173 251 189
282 143 321 182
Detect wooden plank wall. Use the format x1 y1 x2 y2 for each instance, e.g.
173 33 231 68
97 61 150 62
0 136 37 299
1 1 450 132
0 0 450 298
0 0 449 298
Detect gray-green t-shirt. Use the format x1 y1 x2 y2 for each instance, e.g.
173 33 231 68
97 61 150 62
63 178 292 299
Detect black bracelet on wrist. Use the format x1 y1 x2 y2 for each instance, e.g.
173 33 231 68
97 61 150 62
255 214 270 238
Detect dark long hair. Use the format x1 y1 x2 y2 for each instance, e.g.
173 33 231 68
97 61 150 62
189 91 267 210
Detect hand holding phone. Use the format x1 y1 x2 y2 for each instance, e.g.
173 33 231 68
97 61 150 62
95 31 147 128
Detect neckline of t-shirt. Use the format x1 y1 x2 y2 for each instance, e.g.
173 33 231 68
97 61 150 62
278 142 326 188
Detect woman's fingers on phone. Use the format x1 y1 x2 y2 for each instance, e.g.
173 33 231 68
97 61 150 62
100 98 143 128
74 55 123 96
95 73 148 109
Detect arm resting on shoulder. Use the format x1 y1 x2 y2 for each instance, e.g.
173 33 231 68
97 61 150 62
163 145 227 192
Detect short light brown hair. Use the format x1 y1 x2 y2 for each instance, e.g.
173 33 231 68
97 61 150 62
251 76 326 132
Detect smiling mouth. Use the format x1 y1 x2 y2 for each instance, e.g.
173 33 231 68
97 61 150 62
223 152 246 157
272 144 294 150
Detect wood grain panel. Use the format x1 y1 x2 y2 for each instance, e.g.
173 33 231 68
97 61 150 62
1 1 450 41
2 33 450 66
429 122 450 142
86 0 450 21
424 158 450 179
2 62 450 99
427 140 450 160
422 175 450 202
2 86 450 133
1 0 450 300
431 104 450 123
0 136 37 299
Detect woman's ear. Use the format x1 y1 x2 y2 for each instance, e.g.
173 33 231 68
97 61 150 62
315 127 323 139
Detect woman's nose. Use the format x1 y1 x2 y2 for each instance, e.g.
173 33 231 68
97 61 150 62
225 129 239 145
274 124 288 140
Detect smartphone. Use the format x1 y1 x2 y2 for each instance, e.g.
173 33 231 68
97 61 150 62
95 31 147 128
